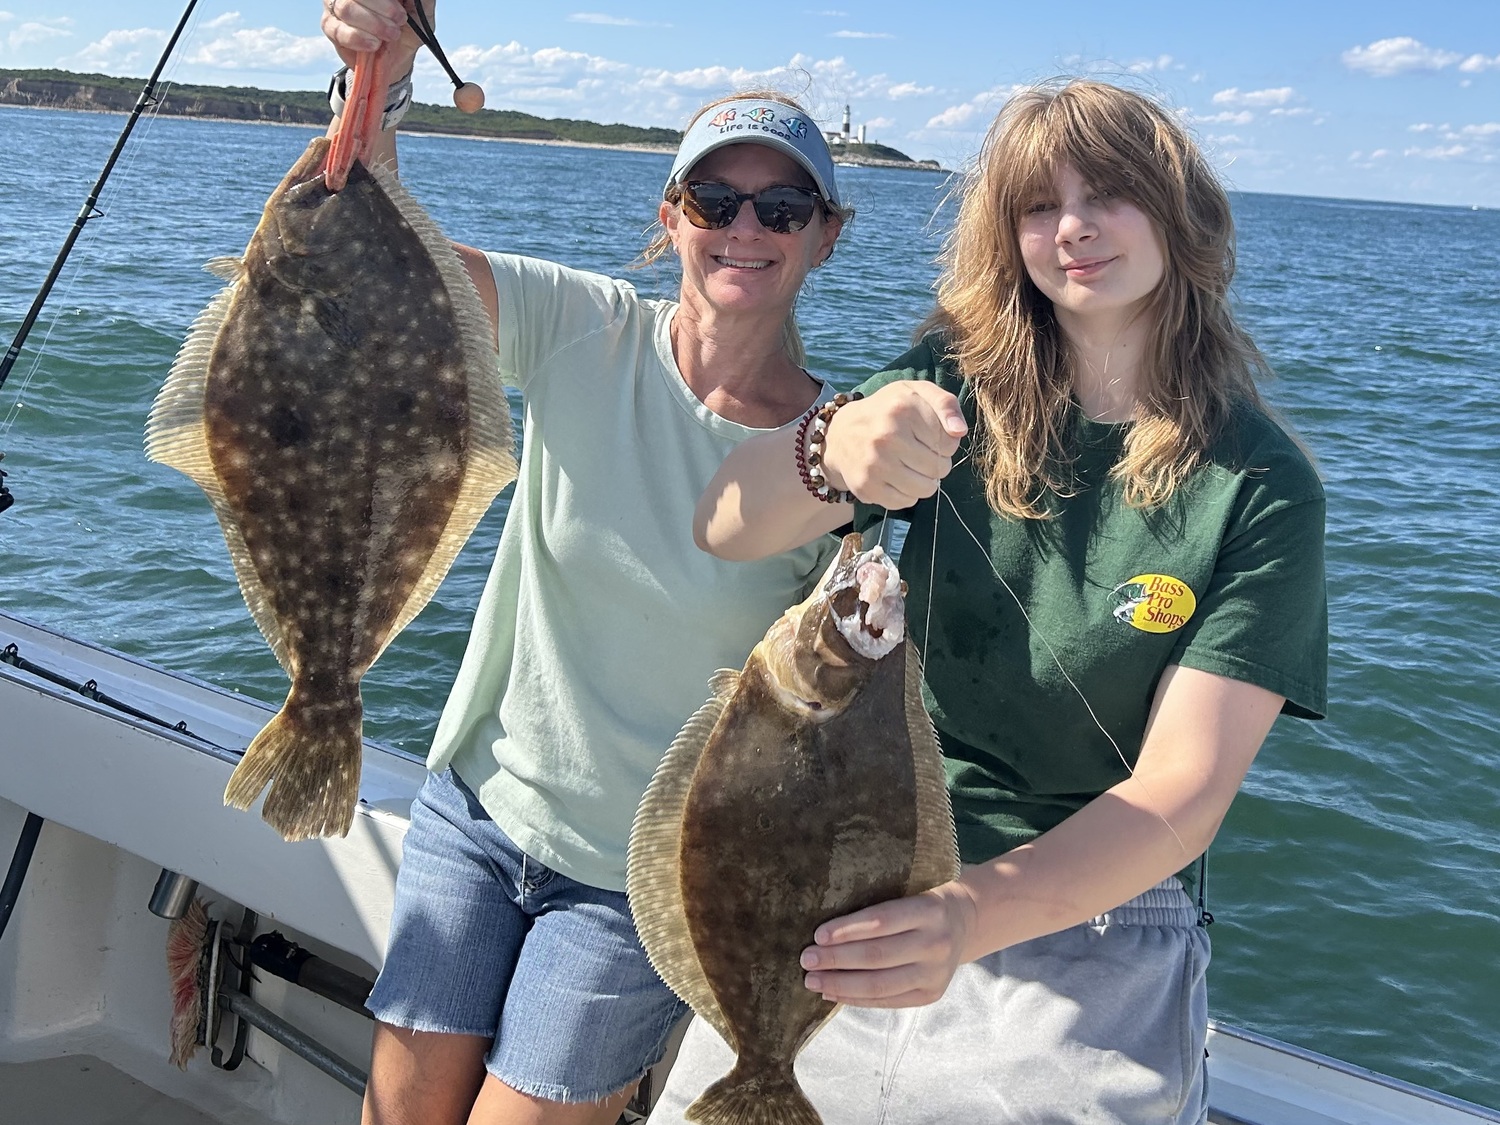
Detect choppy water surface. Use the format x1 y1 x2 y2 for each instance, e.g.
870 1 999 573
1 106 1496 1108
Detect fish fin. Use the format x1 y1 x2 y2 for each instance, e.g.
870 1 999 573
685 1063 822 1125
204 256 243 281
364 161 518 664
903 640 961 891
707 668 740 701
626 685 736 1047
224 683 363 841
144 283 294 673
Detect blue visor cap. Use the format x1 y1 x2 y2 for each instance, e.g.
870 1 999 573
666 100 841 208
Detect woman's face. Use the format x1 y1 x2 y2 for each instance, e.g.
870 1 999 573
663 142 841 323
1017 163 1166 336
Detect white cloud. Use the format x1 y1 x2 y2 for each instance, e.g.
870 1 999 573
1269 107 1313 117
832 30 895 39
430 43 930 131
6 18 71 51
1404 121 1500 145
864 115 895 129
67 27 171 71
204 12 241 30
1405 144 1469 159
1212 86 1295 107
1194 110 1254 125
1343 37 1462 77
566 13 668 27
1459 53 1500 73
184 26 334 70
925 102 983 130
886 81 934 98
923 84 1026 131
1127 54 1175 73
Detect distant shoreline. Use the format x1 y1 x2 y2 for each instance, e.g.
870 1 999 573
0 69 949 174
0 102 943 170
0 102 682 156
0 102 948 171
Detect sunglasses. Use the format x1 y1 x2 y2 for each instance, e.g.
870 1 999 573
680 181 825 234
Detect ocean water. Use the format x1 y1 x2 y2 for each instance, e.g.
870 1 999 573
1 106 1497 1109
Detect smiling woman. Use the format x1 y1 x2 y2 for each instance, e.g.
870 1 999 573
640 89 856 379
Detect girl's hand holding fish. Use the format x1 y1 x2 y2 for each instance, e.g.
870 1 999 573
820 380 969 510
800 881 980 1008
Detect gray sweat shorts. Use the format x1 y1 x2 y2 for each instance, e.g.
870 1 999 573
647 878 1210 1125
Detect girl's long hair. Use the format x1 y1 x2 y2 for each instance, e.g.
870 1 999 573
638 89 854 366
922 79 1272 519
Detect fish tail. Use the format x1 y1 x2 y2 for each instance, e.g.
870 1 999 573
686 1065 822 1125
224 683 363 841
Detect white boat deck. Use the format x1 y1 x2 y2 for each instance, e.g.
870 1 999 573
0 1056 223 1125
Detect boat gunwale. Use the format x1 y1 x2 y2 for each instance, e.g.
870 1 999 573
0 607 425 769
1209 1020 1500 1122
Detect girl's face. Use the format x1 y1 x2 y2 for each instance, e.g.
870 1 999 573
1016 163 1166 336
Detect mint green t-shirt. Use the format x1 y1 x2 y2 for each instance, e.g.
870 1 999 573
428 253 838 891
854 335 1328 870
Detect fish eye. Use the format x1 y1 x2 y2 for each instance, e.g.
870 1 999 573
829 587 861 617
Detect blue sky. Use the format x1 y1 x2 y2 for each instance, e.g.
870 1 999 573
5 1 1498 206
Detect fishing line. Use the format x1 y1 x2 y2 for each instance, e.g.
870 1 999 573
919 465 1188 855
0 68 177 442
0 0 206 493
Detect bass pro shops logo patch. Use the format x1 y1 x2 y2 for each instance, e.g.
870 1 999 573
1111 574 1198 634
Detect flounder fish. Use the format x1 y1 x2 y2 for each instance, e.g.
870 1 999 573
145 49 515 841
628 532 958 1125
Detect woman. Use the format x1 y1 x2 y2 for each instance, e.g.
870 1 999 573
322 4 852 1124
652 80 1327 1123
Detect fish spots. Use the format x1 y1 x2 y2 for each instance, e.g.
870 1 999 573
265 405 309 449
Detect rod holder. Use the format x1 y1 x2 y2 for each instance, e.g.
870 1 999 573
148 869 199 920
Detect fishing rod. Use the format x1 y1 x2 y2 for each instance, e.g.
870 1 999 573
0 0 201 518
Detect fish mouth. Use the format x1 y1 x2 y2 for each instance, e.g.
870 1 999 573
756 533 905 720
815 533 905 660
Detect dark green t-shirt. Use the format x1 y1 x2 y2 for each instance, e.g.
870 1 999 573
853 335 1328 871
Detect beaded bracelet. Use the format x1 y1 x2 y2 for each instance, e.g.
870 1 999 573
328 65 414 131
795 391 863 503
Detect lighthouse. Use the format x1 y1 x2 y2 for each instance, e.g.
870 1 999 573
842 104 851 144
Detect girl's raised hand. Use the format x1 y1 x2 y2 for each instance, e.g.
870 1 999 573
799 881 980 1008
822 380 968 510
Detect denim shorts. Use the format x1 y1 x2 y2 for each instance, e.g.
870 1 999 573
366 769 689 1103
648 878 1210 1124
